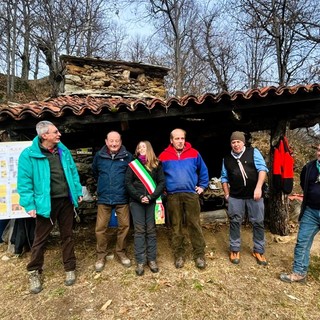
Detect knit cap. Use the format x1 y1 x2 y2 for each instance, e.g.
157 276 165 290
230 131 245 143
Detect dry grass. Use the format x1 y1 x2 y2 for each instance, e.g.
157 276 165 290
0 218 319 320
0 74 51 103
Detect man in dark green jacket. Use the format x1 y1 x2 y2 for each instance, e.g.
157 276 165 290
18 121 83 294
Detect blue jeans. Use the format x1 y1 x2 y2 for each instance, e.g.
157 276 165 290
293 206 320 276
227 197 265 253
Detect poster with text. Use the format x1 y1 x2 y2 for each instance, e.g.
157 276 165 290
0 141 32 219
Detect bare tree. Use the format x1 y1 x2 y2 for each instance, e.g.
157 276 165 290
191 4 238 93
146 0 199 97
2 0 19 99
237 0 319 85
103 21 127 60
236 16 273 89
126 34 150 62
286 0 320 44
28 0 119 96
17 0 33 80
74 0 117 57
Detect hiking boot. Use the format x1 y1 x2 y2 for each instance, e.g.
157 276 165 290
175 257 184 269
279 272 306 283
148 261 159 273
135 264 145 276
95 258 105 272
106 252 114 261
252 252 268 266
65 270 76 286
117 253 131 268
195 257 206 269
28 270 42 294
229 251 240 264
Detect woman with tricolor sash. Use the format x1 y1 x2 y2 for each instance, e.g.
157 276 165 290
125 140 165 276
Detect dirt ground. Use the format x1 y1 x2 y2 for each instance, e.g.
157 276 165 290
0 218 319 320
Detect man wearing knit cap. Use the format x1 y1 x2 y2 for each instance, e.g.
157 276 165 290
230 131 246 144
221 131 268 266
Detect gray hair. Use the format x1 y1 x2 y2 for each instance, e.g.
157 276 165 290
36 121 54 137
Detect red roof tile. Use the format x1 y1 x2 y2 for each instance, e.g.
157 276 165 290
0 84 319 121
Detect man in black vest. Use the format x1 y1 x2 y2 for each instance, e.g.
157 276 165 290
221 131 268 266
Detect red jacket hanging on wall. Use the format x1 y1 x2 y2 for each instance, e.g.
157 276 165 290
273 136 294 194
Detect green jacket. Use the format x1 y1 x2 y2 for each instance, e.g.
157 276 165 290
17 136 82 218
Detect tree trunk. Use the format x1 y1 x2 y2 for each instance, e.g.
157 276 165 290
33 47 40 80
267 120 290 235
268 191 290 235
37 39 62 97
21 0 31 80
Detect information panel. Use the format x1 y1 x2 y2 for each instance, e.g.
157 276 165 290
0 141 32 219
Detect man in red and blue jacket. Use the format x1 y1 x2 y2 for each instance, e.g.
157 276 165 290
159 128 209 269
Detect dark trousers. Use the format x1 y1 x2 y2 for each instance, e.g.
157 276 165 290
130 201 157 264
27 197 76 272
167 192 206 259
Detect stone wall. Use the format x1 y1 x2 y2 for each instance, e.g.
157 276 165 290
61 56 169 99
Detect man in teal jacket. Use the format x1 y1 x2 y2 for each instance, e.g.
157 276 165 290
17 121 83 294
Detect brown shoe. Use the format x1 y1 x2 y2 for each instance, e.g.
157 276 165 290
65 270 76 286
195 257 206 269
95 258 105 272
229 251 240 264
252 252 268 266
280 273 306 283
148 261 159 273
117 253 131 268
28 270 42 294
175 257 184 269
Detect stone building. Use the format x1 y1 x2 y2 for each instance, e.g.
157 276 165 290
60 55 170 99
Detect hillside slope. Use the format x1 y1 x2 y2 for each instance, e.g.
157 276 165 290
0 74 51 103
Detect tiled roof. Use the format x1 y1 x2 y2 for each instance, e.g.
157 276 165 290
0 83 319 122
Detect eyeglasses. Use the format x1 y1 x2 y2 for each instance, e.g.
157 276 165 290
46 129 60 134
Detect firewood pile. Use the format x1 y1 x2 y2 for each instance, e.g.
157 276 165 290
71 148 97 215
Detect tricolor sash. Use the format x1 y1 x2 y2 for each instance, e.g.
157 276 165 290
128 159 165 224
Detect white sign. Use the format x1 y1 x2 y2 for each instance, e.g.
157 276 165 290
0 141 32 219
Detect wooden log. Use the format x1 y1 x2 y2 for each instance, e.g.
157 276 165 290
289 198 301 222
200 209 228 224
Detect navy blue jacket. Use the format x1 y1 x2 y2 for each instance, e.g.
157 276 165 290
92 145 133 205
299 160 320 220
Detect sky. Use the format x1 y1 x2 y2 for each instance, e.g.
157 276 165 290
116 2 154 37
